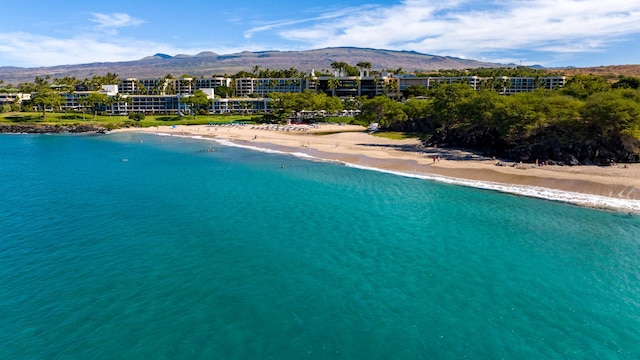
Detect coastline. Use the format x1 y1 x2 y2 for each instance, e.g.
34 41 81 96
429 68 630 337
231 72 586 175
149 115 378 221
0 123 107 134
113 124 640 213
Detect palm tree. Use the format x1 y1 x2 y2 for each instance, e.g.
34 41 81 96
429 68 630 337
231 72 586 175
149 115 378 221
373 76 381 96
111 93 132 115
478 77 495 91
534 76 546 90
327 77 340 97
79 92 111 119
229 78 237 97
123 95 132 114
135 81 148 95
495 77 509 94
268 79 279 95
354 76 362 96
238 100 253 117
178 76 194 95
330 61 348 76
385 79 399 99
304 72 317 92
32 76 63 119
111 93 123 114
104 72 119 85
356 61 372 76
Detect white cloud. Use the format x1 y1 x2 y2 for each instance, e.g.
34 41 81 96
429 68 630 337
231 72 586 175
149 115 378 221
243 5 378 39
90 13 144 33
0 32 203 67
274 0 640 64
3 1 640 68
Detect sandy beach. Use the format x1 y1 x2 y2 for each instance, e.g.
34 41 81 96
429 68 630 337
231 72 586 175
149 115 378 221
116 123 640 212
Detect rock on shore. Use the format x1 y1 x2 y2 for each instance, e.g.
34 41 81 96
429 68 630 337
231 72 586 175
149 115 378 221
0 124 108 134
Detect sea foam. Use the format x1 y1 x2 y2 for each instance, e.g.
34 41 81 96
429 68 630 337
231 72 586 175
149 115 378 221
175 133 640 213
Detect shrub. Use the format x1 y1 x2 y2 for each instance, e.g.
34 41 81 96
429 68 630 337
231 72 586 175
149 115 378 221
129 113 145 121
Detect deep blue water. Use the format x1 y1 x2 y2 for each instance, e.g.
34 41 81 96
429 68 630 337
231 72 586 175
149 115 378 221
1 132 639 359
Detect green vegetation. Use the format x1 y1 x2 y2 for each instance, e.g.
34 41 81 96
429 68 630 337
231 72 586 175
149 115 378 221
354 78 640 142
372 132 419 140
179 89 212 118
79 92 111 118
0 112 259 129
352 76 640 163
416 66 560 77
128 113 145 121
30 76 63 119
4 68 640 163
266 90 343 120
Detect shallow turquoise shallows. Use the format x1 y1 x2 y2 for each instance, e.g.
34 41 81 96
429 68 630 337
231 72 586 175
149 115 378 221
1 133 639 359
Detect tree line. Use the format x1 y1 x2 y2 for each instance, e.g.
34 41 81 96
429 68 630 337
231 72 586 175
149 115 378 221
6 67 640 163
355 74 640 163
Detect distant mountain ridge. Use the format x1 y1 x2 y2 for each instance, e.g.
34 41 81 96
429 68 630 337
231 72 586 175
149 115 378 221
0 47 504 85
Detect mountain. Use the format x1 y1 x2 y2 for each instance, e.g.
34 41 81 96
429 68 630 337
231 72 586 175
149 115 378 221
550 64 640 79
0 47 503 85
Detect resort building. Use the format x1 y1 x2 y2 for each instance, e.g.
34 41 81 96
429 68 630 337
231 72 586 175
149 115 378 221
131 78 170 95
118 77 229 96
396 75 566 94
129 95 182 114
60 85 119 112
61 92 88 112
231 70 398 98
0 92 30 105
235 78 305 97
211 98 269 114
306 71 397 98
196 77 231 90
499 76 567 94
1 71 568 116
397 76 482 91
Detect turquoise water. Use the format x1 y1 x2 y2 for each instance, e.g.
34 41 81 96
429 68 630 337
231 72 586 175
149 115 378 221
1 133 639 359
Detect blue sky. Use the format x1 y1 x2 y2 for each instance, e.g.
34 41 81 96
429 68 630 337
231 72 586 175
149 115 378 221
2 0 640 68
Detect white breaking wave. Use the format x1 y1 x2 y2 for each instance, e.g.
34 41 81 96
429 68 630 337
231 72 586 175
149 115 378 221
172 134 640 213
197 136 330 161
344 163 640 213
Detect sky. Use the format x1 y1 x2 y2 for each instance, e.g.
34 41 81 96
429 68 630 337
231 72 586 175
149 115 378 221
1 0 640 68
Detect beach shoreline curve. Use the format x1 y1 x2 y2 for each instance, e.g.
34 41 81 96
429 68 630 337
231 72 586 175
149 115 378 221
114 124 640 213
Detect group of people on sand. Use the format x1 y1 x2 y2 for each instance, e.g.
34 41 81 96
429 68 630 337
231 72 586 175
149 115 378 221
251 124 315 133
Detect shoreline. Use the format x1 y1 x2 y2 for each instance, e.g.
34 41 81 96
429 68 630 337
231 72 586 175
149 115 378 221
113 124 640 213
0 123 107 134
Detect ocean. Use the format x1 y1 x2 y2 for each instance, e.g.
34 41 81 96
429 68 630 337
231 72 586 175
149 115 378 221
1 132 639 359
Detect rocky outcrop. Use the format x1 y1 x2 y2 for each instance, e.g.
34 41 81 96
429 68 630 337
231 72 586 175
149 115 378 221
0 124 108 134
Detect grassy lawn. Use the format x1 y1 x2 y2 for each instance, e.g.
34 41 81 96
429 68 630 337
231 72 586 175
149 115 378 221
371 131 420 140
1 112 361 129
0 112 259 129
